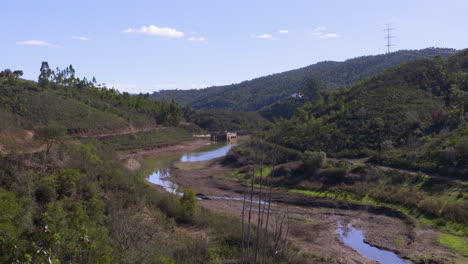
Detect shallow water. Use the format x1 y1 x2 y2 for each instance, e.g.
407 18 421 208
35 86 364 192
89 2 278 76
337 224 410 264
143 143 235 194
180 144 235 162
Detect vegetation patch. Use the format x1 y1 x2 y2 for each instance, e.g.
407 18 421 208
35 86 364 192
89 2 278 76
438 233 468 256
174 161 206 170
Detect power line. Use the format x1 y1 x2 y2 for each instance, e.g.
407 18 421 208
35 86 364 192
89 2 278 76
384 23 395 53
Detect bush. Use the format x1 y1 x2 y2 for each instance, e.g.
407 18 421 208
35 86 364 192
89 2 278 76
35 179 57 203
302 150 327 174
180 188 199 222
0 189 23 263
317 168 347 185
418 199 442 217
55 169 84 198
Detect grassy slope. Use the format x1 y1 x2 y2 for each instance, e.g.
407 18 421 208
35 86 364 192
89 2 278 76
0 78 155 131
19 91 129 130
96 127 193 150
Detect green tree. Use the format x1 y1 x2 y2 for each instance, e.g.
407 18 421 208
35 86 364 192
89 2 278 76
35 124 67 158
302 150 327 174
180 188 199 221
301 77 323 102
39 61 52 89
13 70 23 78
0 189 23 263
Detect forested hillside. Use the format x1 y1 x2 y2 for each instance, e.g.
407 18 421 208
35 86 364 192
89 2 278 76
265 49 468 178
183 108 270 133
152 48 457 111
0 63 184 152
0 64 304 263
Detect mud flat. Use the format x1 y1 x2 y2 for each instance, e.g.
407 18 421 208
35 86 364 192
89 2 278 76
134 142 466 264
119 138 211 171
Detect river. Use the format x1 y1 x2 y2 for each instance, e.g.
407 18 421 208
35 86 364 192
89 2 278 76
142 142 235 194
141 142 411 264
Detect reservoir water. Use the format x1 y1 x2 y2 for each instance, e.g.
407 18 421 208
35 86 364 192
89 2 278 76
143 142 410 264
144 142 236 194
337 224 410 264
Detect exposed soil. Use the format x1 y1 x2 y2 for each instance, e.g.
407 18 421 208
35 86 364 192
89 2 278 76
119 138 211 171
120 140 466 264
166 158 465 264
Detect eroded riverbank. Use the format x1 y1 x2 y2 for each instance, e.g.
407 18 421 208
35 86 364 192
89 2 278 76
124 140 466 264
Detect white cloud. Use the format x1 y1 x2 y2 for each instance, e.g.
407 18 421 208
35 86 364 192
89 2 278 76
278 29 289 34
319 33 339 39
191 84 210 89
251 34 273 39
72 36 91 41
188 36 206 42
124 25 185 38
311 26 339 39
16 40 62 47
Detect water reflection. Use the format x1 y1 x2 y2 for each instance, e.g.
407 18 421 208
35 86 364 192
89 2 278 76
180 144 236 162
145 143 236 194
337 224 410 264
147 167 182 195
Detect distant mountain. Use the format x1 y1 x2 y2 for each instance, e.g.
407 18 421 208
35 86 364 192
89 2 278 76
151 48 458 111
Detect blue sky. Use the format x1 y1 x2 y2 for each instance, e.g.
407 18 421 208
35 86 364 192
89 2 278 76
2 0 467 93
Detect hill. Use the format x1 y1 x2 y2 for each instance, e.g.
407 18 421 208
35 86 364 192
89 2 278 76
151 48 457 111
265 49 468 178
0 64 186 153
1 64 295 264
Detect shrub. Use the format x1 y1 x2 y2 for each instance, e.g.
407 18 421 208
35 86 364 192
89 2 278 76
180 188 199 222
55 169 84 198
317 168 347 185
302 151 326 174
35 176 57 204
419 199 443 217
0 189 23 263
350 165 367 174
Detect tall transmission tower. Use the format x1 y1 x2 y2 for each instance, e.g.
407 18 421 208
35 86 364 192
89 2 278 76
384 23 395 53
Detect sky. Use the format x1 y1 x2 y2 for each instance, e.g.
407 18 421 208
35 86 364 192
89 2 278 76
1 0 467 93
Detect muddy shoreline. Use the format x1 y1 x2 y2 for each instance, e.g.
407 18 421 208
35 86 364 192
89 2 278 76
168 158 463 264
118 138 211 171
123 140 465 264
